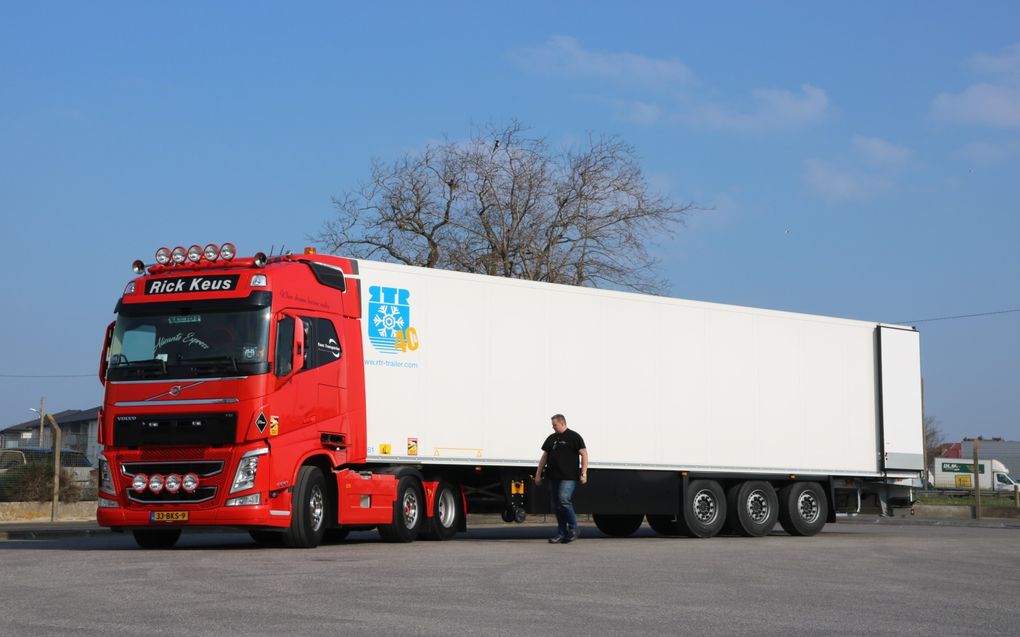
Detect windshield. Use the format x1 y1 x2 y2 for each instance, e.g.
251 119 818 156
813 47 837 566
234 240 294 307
108 306 271 380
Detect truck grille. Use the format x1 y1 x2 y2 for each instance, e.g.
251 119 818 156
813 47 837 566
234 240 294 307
113 413 237 447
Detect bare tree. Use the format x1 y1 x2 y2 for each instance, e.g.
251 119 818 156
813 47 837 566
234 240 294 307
924 414 945 470
314 122 695 294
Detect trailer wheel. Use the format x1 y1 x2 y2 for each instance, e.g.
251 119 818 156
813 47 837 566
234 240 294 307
778 481 827 536
378 475 425 542
593 514 644 537
132 529 181 549
283 466 328 548
645 514 684 536
726 481 778 537
420 480 462 541
679 479 727 538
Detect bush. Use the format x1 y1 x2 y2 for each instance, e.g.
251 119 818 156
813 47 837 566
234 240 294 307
0 462 82 503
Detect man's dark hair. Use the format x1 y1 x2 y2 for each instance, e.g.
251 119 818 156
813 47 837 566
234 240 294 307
551 414 566 424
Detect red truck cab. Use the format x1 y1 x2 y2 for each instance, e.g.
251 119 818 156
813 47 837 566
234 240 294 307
96 244 394 548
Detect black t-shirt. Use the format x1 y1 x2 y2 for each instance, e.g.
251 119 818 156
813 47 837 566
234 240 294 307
541 429 586 480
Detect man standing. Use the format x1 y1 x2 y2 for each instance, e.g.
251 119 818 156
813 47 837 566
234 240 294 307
535 414 588 544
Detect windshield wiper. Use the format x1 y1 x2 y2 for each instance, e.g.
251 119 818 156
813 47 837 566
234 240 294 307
109 358 168 378
114 358 168 373
177 356 239 373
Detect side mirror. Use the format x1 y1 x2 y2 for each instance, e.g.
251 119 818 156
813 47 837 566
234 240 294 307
98 321 115 386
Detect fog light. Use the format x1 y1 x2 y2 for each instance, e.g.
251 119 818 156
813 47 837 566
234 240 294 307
226 494 261 506
182 473 199 493
220 243 236 261
187 245 203 263
149 474 165 493
155 247 171 265
171 247 187 265
132 474 148 493
250 274 267 287
98 498 119 509
203 243 219 261
165 474 182 493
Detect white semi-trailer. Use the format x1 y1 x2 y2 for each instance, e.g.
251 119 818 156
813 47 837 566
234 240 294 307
100 248 924 548
355 259 924 538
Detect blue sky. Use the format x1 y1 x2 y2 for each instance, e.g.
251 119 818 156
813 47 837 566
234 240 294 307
1 2 1017 443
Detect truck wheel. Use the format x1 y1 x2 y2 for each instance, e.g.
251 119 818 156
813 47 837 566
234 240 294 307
646 514 684 536
593 514 644 537
249 530 284 546
420 480 462 541
778 481 828 536
132 529 181 549
726 481 778 537
283 466 328 548
679 479 727 538
378 475 425 542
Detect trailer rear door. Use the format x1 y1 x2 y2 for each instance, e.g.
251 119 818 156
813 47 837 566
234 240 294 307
879 326 924 471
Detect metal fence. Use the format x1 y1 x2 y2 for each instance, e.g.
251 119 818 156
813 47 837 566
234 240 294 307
0 447 98 504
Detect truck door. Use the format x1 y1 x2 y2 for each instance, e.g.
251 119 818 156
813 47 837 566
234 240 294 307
879 326 924 471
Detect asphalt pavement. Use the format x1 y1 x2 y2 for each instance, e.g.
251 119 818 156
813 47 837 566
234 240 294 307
2 512 1019 541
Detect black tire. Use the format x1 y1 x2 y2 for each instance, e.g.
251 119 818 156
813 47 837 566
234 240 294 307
778 481 828 537
249 529 285 546
283 466 328 548
679 479 727 538
646 514 684 536
133 528 181 549
378 475 425 542
593 514 644 537
420 480 462 541
726 481 779 537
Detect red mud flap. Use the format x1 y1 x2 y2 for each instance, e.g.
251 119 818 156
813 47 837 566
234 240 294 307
337 470 397 525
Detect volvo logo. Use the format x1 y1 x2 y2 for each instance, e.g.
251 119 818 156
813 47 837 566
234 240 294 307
169 385 182 396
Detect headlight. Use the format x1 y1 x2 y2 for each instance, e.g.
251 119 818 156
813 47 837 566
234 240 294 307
148 474 165 493
98 456 116 496
230 448 268 494
182 473 199 493
132 474 149 493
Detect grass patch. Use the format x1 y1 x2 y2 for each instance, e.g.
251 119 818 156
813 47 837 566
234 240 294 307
916 492 1019 508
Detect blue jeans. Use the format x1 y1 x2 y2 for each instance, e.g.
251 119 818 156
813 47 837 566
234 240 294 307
549 479 578 536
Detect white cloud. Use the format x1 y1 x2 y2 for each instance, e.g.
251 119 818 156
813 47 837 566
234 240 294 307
958 139 1020 162
969 42 1020 78
681 84 829 133
513 36 693 89
933 83 1020 128
803 159 893 202
933 42 1020 128
512 37 829 133
851 135 913 166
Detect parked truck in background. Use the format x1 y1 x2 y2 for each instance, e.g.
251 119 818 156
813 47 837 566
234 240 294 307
95 243 925 548
930 458 1018 491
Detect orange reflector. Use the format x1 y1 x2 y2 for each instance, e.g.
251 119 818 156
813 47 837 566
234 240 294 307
304 247 317 254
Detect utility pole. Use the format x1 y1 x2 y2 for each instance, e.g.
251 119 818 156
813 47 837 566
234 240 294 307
38 397 45 447
46 414 62 522
973 439 981 520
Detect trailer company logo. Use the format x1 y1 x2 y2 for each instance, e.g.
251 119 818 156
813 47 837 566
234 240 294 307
145 275 239 295
367 285 420 354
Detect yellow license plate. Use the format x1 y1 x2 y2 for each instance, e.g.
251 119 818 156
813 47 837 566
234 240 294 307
151 511 188 523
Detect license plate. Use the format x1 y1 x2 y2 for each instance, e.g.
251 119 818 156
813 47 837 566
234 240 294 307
151 511 188 523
